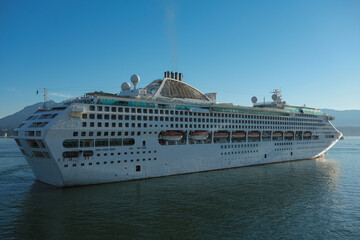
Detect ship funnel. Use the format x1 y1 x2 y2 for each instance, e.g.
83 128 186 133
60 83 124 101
164 71 183 81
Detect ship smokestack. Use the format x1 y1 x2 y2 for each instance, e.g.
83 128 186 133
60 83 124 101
175 72 178 80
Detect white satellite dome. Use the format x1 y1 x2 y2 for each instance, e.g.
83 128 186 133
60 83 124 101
251 96 258 104
121 82 131 91
130 74 140 89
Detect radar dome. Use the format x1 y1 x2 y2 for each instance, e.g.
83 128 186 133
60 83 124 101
130 74 140 89
251 96 258 104
272 94 278 101
121 82 131 91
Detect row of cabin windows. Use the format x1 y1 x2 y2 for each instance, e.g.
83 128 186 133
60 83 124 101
73 131 148 137
88 105 322 123
62 150 157 159
63 138 135 148
63 158 157 167
82 112 323 124
26 113 57 121
25 131 42 136
81 121 317 131
28 122 49 128
221 150 259 155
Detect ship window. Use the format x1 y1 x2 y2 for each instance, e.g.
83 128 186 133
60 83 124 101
104 132 109 136
97 106 102 111
123 138 135 146
80 139 94 147
38 140 45 148
90 105 95 111
110 138 122 146
97 114 102 119
33 151 44 158
118 107 123 112
82 122 86 127
98 122 102 127
90 122 94 127
105 106 109 112
82 114 87 119
63 151 79 158
43 152 50 158
95 139 109 147
90 114 95 119
136 165 141 172
63 139 79 148
97 132 101 136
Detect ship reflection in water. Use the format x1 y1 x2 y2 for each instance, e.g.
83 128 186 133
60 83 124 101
12 158 344 240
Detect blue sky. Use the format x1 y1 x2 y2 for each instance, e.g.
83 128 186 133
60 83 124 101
1 0 359 118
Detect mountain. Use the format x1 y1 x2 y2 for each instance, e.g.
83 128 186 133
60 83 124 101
320 109 360 127
0 101 57 134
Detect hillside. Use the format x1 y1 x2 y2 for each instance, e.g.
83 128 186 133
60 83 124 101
0 101 57 134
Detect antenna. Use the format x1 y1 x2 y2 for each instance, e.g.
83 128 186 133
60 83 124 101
44 88 47 109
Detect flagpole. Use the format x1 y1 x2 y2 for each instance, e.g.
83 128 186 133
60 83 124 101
44 88 47 109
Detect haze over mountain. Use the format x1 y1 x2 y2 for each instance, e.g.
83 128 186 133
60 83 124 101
0 101 57 133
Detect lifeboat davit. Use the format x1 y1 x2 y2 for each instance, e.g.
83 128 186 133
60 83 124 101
190 131 209 140
214 131 229 138
232 131 246 138
161 131 183 141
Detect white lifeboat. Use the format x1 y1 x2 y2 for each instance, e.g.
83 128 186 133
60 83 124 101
285 131 294 137
161 131 183 141
232 131 246 138
248 131 260 137
190 131 209 140
214 131 229 138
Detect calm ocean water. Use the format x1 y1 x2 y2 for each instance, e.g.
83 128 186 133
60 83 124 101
0 137 360 240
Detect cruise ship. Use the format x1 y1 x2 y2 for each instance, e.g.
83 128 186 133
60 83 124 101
14 72 342 187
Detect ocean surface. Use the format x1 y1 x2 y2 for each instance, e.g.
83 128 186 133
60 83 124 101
0 137 360 240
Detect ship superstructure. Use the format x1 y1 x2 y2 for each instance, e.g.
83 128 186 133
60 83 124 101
14 72 342 187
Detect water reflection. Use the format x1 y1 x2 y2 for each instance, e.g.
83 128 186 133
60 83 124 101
11 158 342 240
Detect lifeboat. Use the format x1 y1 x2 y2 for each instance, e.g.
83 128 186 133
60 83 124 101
214 131 229 138
304 131 311 136
232 131 246 138
190 131 209 140
285 131 294 137
248 131 260 137
272 131 283 136
161 131 183 141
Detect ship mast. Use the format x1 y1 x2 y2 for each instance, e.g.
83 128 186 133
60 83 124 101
43 88 47 109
